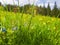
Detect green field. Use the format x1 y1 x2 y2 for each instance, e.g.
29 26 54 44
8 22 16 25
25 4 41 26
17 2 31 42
0 10 60 45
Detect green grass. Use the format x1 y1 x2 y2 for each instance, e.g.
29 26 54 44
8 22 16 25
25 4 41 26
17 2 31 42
0 10 60 45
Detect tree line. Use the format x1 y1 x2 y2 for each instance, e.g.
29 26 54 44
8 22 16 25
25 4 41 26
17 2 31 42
0 2 60 18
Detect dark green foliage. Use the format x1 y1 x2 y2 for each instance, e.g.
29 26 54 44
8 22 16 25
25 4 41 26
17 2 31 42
5 4 12 11
42 5 47 16
4 4 19 12
0 2 2 6
51 2 59 17
58 9 60 17
47 3 51 16
23 4 30 13
36 6 42 14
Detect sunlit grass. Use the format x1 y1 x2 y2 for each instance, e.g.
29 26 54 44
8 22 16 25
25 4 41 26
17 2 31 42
0 6 60 45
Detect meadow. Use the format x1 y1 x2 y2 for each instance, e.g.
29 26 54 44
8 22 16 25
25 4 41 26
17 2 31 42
0 9 60 45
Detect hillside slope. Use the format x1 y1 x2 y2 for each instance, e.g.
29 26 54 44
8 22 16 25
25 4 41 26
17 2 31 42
0 11 60 45
1 11 60 30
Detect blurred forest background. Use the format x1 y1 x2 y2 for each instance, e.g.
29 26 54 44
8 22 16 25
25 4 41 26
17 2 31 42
0 1 60 18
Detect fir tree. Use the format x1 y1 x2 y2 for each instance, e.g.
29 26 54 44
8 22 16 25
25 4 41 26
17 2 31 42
52 1 59 17
42 4 47 16
47 3 51 16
